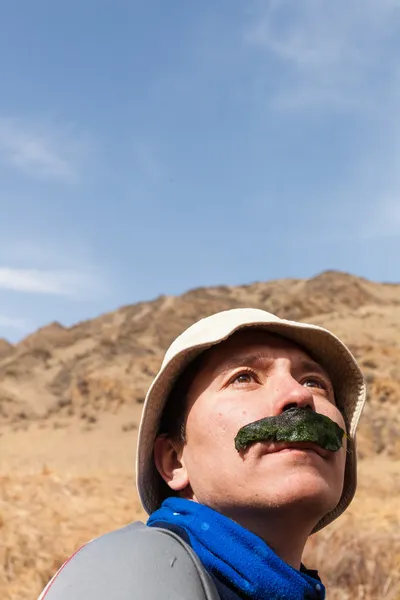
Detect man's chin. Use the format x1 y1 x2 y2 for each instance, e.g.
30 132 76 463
247 471 342 517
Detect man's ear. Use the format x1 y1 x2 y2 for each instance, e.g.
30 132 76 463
153 435 189 492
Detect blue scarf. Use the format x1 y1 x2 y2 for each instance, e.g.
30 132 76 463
148 498 325 600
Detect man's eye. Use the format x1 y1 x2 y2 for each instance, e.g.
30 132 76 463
303 378 327 390
230 371 257 385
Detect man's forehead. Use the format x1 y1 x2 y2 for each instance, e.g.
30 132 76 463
184 327 335 405
201 328 325 373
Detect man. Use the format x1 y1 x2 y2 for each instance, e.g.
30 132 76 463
39 308 366 600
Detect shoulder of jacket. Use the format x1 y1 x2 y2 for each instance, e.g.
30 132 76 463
38 522 220 600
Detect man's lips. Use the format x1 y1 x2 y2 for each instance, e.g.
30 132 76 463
260 441 330 458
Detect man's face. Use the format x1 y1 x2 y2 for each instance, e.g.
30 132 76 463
177 329 347 525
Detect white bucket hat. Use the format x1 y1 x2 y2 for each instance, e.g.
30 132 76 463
136 308 366 533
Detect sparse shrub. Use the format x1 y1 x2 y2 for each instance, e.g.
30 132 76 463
121 422 137 432
363 359 378 370
378 392 390 403
80 411 97 422
77 378 90 396
365 373 375 385
57 397 72 408
4 369 17 378
31 347 52 362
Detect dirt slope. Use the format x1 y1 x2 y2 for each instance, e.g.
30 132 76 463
1 270 399 458
1 270 400 600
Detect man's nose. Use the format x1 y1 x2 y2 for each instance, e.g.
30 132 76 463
271 375 315 415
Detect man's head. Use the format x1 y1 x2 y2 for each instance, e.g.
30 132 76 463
136 309 366 534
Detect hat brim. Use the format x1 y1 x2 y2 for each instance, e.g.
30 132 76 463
136 316 365 533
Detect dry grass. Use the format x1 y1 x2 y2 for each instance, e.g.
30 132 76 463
305 458 400 599
0 471 143 600
2 459 399 600
1 273 400 598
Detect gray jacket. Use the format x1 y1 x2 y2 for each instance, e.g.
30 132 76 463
38 522 220 600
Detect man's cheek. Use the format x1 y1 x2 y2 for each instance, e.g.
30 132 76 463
316 402 346 429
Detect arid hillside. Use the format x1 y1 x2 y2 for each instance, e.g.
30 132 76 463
1 269 400 457
1 270 400 599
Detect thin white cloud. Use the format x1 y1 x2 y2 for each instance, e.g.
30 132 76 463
0 235 97 270
243 0 400 242
0 235 109 300
357 197 400 240
0 266 104 298
0 117 88 181
245 0 400 109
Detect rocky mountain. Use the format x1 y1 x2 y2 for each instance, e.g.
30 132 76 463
1 270 400 457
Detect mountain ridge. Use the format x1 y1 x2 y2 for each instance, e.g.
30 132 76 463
1 269 399 458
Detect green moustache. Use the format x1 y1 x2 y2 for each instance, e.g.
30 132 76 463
234 407 345 453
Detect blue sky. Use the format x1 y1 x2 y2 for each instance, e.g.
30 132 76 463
0 0 399 341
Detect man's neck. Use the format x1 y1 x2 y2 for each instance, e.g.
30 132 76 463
223 507 314 570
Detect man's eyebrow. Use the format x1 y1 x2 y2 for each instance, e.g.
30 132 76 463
215 353 272 375
296 358 332 381
212 354 332 385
